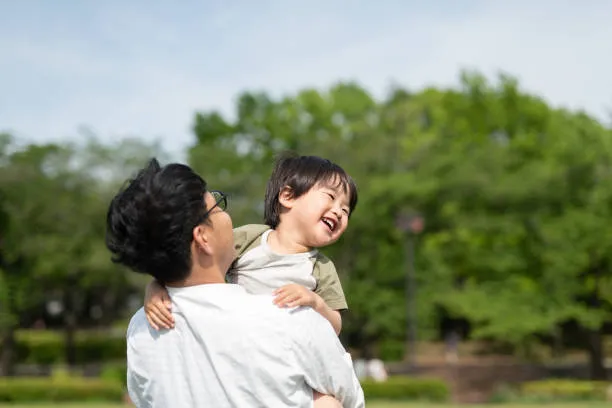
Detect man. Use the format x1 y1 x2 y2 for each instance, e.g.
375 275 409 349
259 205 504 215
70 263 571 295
106 159 365 407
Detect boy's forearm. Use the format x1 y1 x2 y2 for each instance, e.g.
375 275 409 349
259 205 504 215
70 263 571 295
313 296 342 335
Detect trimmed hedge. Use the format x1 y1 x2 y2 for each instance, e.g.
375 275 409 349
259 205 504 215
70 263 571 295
100 362 127 386
0 373 448 402
0 377 124 402
521 379 609 402
491 379 611 403
11 330 125 364
98 364 451 402
361 376 449 401
377 339 404 362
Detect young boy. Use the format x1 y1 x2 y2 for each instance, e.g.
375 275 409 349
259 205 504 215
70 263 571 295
144 154 358 336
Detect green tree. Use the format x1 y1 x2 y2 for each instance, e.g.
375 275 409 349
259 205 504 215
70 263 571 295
0 136 164 372
393 73 612 379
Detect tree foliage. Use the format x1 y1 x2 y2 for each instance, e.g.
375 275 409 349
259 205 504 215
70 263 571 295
0 136 161 373
2 71 611 379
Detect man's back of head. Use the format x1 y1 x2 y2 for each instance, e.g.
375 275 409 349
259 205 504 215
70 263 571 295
105 158 209 284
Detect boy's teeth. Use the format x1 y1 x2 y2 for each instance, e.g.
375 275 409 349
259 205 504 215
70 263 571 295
322 218 335 230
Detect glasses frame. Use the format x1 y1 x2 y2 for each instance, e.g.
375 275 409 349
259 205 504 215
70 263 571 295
203 190 228 219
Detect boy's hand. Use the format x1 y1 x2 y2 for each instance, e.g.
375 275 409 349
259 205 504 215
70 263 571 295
144 280 174 330
273 284 320 309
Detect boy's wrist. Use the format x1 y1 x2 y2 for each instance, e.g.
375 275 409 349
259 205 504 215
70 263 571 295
312 293 325 311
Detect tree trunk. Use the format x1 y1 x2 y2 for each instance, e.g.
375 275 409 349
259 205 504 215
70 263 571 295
585 264 607 380
0 326 16 376
587 327 607 380
63 291 77 366
551 325 564 360
64 314 77 366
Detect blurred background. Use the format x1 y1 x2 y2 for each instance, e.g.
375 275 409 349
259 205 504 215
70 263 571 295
1 0 612 406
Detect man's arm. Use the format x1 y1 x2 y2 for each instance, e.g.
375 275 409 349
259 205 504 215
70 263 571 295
127 363 150 408
290 308 365 408
126 310 153 408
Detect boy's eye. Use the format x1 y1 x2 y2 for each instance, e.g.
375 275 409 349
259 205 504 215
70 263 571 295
342 208 350 216
326 193 335 200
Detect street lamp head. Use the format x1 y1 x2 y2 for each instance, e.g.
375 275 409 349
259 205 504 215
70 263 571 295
395 211 425 234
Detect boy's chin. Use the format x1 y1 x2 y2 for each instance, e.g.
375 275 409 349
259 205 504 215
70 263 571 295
311 235 340 248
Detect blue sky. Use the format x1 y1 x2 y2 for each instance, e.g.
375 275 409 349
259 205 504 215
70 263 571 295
2 1 611 159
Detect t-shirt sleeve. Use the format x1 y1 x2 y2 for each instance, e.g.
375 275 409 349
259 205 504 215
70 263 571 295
313 256 348 311
290 309 365 408
232 224 270 258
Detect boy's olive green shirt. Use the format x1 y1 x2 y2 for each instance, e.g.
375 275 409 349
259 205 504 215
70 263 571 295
231 224 348 311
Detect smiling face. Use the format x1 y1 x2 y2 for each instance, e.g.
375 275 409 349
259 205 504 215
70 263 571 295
279 177 352 249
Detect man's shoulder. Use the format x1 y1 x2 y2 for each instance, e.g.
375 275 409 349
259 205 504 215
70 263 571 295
126 307 148 339
244 296 323 325
275 305 333 338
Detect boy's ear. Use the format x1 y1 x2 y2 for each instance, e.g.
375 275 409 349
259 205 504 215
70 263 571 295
193 224 213 255
278 186 295 209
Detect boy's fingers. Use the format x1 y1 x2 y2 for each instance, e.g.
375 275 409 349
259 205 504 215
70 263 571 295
156 314 173 328
283 294 299 304
273 294 288 305
275 287 292 296
145 313 160 331
274 292 298 307
154 302 172 319
155 308 174 327
158 306 174 323
287 297 308 307
150 313 171 330
149 305 172 327
145 314 157 330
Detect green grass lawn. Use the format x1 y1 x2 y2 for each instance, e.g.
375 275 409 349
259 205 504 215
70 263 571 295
368 404 611 408
0 403 610 408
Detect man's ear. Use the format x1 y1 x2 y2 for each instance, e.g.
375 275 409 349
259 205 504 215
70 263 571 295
193 224 213 255
278 186 295 209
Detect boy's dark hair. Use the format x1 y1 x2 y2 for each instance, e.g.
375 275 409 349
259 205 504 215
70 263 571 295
105 158 208 284
264 153 358 228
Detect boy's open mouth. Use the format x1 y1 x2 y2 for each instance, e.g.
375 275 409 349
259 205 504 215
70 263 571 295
321 217 337 232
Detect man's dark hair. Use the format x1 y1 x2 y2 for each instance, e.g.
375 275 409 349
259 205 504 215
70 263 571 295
105 158 208 284
264 153 358 228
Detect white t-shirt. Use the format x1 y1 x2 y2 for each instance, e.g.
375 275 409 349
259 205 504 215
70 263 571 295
230 229 318 294
126 284 365 408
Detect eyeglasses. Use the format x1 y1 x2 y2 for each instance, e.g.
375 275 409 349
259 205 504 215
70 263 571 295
203 190 228 218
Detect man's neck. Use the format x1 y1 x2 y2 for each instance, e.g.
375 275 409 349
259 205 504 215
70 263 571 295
166 268 226 288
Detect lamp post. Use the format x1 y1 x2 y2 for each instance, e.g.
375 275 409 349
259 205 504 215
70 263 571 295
395 211 424 369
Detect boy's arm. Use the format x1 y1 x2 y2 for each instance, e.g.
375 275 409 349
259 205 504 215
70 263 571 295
273 285 342 334
313 294 342 335
144 279 174 330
